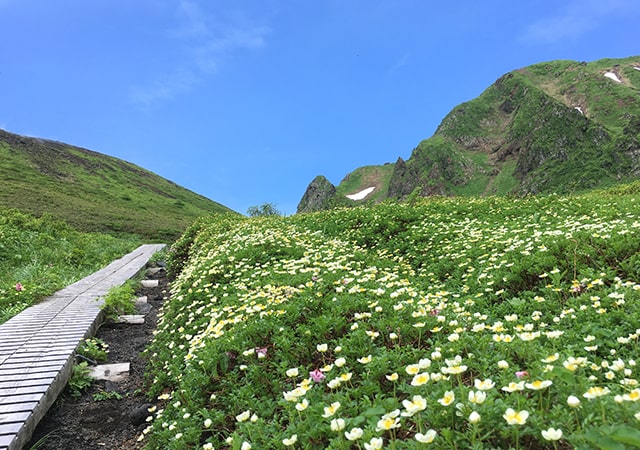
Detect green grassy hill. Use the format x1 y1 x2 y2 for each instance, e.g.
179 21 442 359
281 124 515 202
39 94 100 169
299 56 640 212
0 129 234 240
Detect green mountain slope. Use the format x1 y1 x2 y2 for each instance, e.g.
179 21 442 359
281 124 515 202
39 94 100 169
298 56 640 212
0 129 234 240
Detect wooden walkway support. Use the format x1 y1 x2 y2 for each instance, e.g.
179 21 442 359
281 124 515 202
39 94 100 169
0 243 165 450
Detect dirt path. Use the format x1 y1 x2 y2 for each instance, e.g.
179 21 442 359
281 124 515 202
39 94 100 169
26 263 168 450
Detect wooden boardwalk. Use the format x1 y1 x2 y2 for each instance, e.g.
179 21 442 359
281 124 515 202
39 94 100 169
0 244 165 450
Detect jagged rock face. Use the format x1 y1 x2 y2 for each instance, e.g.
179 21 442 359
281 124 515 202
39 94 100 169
387 157 414 199
296 175 337 213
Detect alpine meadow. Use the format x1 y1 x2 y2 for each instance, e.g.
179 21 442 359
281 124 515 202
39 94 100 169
141 182 640 449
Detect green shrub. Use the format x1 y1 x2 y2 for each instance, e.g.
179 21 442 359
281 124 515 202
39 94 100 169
67 362 92 398
77 338 109 363
100 282 136 322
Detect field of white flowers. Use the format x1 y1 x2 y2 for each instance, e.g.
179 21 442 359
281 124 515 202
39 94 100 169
141 184 640 449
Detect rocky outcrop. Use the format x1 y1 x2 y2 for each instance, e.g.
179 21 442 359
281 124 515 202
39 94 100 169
297 56 640 208
388 157 417 199
296 175 337 213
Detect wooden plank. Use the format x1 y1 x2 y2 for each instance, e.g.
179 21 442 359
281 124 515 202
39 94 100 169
0 377 56 391
0 422 22 435
0 403 39 415
0 372 59 383
0 412 30 425
0 385 49 397
0 363 65 377
0 243 165 450
116 315 145 324
88 363 130 382
141 279 158 288
0 393 44 405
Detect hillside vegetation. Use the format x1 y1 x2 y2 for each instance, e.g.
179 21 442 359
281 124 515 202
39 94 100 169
141 182 640 449
0 208 142 324
0 129 234 240
299 56 640 212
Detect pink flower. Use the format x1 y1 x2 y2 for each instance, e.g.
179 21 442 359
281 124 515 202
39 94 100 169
310 369 325 382
515 371 529 379
15 283 23 292
256 348 268 358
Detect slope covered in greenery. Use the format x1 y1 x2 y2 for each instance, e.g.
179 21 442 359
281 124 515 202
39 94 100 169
0 129 234 240
0 208 142 323
300 56 640 211
142 182 640 449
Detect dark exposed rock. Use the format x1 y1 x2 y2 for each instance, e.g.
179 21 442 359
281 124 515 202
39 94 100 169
296 175 337 213
388 157 418 200
129 403 155 426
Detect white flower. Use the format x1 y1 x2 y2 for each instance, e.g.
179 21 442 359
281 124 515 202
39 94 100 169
322 402 341 417
541 428 563 441
203 418 212 428
295 399 309 411
503 408 529 425
468 390 486 404
416 429 437 443
583 386 610 399
345 427 364 441
474 378 495 390
331 418 346 431
411 372 430 386
469 411 481 424
376 409 401 431
419 358 432 368
282 435 298 446
286 367 299 377
235 410 251 422
401 395 427 417
438 391 455 406
525 380 553 390
317 343 328 352
364 437 384 450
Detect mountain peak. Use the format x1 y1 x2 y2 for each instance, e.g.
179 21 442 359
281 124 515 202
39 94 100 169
298 56 640 212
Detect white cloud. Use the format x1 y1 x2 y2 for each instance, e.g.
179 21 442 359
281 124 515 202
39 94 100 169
129 1 269 110
171 0 210 39
191 23 269 74
520 0 640 44
129 69 199 111
387 52 411 75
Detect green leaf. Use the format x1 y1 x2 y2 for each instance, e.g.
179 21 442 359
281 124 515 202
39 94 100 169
609 425 640 447
581 430 627 450
361 406 386 417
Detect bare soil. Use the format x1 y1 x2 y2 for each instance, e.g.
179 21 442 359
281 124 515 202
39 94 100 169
26 264 169 450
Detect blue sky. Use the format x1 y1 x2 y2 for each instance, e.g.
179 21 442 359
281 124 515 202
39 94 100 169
1 1 639 215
